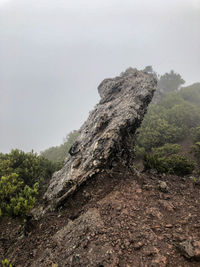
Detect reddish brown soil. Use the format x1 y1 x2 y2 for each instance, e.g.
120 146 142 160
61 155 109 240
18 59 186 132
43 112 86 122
1 169 200 267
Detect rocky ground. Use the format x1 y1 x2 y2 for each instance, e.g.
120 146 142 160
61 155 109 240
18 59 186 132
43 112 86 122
1 168 200 267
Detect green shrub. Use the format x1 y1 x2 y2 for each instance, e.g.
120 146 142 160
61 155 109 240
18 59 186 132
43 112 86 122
136 83 200 152
166 102 200 137
137 116 182 151
191 142 200 164
135 145 146 159
192 177 200 185
0 149 60 186
160 92 184 109
0 149 60 218
1 258 12 267
0 173 38 217
152 143 180 157
144 154 195 176
190 126 200 169
191 126 200 143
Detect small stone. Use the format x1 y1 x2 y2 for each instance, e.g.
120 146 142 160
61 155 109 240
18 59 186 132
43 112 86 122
136 188 142 193
158 181 168 193
133 241 144 250
93 160 99 166
165 224 173 228
178 239 200 261
116 206 122 212
154 225 161 229
124 239 131 247
178 240 194 258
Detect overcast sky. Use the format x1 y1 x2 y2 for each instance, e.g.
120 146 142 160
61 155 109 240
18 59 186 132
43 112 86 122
0 0 200 153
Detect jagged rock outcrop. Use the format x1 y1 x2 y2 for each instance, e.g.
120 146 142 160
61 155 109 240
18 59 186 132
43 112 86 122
44 68 157 208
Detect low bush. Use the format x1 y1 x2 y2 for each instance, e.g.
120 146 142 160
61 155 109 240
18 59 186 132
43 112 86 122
136 83 200 153
1 258 12 267
191 142 200 164
136 116 182 151
0 173 38 217
152 143 180 157
191 126 200 143
0 149 60 186
0 149 60 218
135 145 146 159
144 153 195 176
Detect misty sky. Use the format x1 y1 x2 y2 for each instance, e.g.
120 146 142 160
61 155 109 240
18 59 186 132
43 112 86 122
0 0 200 153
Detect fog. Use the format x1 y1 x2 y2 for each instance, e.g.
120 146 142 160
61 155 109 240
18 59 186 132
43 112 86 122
0 0 199 153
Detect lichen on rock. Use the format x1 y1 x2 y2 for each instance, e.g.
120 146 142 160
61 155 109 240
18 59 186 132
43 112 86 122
43 68 157 208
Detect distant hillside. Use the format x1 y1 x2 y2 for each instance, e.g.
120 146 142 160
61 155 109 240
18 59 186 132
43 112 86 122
40 130 79 163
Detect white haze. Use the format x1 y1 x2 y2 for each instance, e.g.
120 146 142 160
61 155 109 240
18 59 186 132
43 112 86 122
0 0 200 153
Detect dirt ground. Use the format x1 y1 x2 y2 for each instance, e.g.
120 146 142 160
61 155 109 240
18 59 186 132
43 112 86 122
1 168 200 267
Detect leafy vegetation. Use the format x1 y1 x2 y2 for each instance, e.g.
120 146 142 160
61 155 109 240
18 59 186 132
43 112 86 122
191 126 200 143
0 150 60 218
143 153 195 176
136 107 183 151
136 69 200 175
136 76 200 153
190 126 200 167
192 142 200 164
1 259 12 267
157 70 185 96
151 143 181 157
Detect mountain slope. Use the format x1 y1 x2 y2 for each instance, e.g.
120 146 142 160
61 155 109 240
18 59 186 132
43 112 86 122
1 169 200 266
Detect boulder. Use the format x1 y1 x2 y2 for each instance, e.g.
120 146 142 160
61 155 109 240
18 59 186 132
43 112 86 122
44 68 157 208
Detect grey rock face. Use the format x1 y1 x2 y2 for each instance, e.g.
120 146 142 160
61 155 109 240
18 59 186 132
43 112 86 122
44 68 157 207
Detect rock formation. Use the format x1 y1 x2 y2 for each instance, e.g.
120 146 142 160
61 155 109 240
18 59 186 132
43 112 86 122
44 68 157 208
